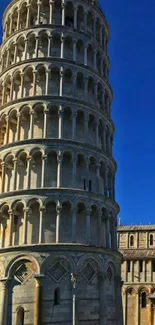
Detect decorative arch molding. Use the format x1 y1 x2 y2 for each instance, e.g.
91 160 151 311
5 254 40 278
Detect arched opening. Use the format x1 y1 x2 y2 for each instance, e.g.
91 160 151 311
20 4 27 29
76 72 84 98
13 202 24 246
130 235 134 247
16 307 24 325
36 66 46 95
45 151 57 187
27 34 36 59
13 72 21 100
62 152 72 187
8 43 15 67
76 202 86 243
51 34 61 57
141 292 147 308
77 6 84 31
43 201 57 243
38 33 48 57
33 104 44 138
9 110 18 143
86 10 94 34
88 114 96 145
27 200 40 244
90 205 99 245
150 234 153 246
63 69 73 96
63 107 72 139
40 0 50 24
5 155 14 193
17 152 28 190
61 201 72 242
23 67 33 97
76 154 86 190
30 151 42 188
64 36 73 60
76 110 84 141
47 105 58 138
65 2 74 28
76 39 84 64
49 67 60 95
16 37 25 63
52 0 62 25
20 106 31 140
89 157 96 193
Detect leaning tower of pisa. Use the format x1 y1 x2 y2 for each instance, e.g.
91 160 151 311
0 0 123 324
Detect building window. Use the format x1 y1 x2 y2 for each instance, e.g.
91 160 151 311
150 234 153 246
89 180 92 191
127 261 130 272
139 261 143 273
141 292 147 308
84 178 86 190
152 260 155 272
16 307 24 325
54 288 60 306
129 235 134 247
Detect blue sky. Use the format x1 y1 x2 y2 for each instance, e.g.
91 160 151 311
1 0 155 225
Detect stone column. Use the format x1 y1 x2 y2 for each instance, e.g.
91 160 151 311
95 121 99 146
105 214 110 248
48 37 52 56
34 275 44 325
57 152 62 188
8 210 13 246
9 15 13 35
41 155 47 188
84 114 89 143
93 50 97 70
49 0 54 24
14 42 18 64
96 163 101 194
61 3 65 26
0 278 9 325
16 112 21 141
39 207 45 244
26 156 31 188
72 155 77 188
26 5 30 27
99 274 107 325
58 107 64 139
43 109 49 138
60 69 64 96
23 208 29 244
37 1 41 24
136 292 140 325
13 158 17 191
45 69 50 95
24 39 28 60
72 207 76 242
84 46 87 65
73 39 76 61
33 70 37 95
104 167 108 196
74 7 77 28
86 208 91 244
56 205 62 243
72 112 77 140
100 26 103 47
115 275 123 325
71 274 79 325
29 111 34 139
61 35 64 59
1 163 5 193
143 260 146 282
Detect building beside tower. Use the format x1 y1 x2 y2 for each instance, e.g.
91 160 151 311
118 225 155 325
0 0 123 324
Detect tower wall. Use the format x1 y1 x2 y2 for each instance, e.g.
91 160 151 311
0 1 123 324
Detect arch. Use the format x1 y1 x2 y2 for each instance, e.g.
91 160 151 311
62 151 72 187
141 292 147 308
16 307 24 325
77 5 84 31
65 1 74 28
64 36 73 60
5 254 40 277
129 234 134 247
76 39 84 64
46 105 59 138
63 68 73 96
51 33 61 57
150 233 153 246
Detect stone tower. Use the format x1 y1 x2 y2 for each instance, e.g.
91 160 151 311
0 0 123 324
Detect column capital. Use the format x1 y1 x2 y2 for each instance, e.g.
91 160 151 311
39 206 46 212
98 272 107 281
56 205 62 214
42 155 47 161
34 274 44 286
57 152 63 162
0 277 10 287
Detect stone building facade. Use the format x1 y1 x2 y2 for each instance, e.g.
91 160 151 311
118 225 155 325
0 0 123 324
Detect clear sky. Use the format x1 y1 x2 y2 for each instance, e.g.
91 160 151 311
0 0 155 225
